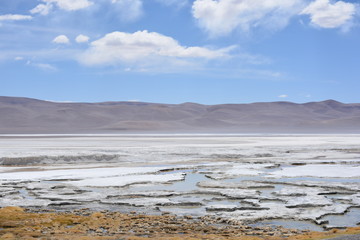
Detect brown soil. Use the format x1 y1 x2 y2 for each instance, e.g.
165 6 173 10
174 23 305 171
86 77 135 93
0 207 359 240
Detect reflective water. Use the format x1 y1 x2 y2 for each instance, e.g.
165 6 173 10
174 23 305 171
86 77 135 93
251 220 324 232
322 208 360 229
120 171 360 231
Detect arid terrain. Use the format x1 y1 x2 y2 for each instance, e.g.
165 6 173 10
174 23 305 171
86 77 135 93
2 0 360 239
0 134 359 239
1 206 360 240
1 97 360 134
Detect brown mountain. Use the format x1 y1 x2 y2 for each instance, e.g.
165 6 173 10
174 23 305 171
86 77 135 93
0 96 359 134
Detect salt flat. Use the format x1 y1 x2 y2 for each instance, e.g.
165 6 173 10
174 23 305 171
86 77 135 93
0 134 359 230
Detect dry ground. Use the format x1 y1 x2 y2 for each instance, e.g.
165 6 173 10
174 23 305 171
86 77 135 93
1 207 360 240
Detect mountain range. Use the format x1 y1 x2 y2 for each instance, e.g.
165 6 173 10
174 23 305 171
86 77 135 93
1 96 360 134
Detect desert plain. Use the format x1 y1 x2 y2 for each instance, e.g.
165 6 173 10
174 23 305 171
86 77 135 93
0 134 359 239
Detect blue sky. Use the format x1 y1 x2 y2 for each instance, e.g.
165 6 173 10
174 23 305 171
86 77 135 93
0 0 359 104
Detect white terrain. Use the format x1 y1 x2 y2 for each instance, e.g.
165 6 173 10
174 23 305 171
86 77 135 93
0 134 359 231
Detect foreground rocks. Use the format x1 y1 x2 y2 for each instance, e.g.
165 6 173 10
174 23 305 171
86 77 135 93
1 207 360 240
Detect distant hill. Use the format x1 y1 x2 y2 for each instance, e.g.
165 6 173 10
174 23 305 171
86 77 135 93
0 96 360 134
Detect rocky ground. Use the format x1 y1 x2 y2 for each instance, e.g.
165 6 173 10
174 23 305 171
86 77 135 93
1 206 360 240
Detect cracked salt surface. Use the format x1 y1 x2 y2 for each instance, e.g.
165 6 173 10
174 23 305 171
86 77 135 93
268 165 360 178
0 134 359 230
72 172 186 187
0 166 169 182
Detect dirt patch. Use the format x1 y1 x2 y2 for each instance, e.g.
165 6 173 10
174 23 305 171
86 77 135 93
1 207 360 240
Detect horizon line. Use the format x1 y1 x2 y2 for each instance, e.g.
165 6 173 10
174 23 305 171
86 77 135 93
0 95 353 106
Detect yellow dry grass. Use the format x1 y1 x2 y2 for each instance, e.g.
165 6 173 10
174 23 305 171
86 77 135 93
0 207 359 240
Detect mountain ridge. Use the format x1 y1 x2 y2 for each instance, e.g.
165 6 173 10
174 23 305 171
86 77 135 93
0 96 359 134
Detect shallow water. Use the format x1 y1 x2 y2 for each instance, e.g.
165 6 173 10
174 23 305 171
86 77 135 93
18 189 34 200
251 220 324 232
322 208 360 229
131 172 208 192
1 135 360 232
121 170 360 230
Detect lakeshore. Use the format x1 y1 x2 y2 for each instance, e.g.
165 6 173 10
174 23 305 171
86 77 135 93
0 135 359 238
1 206 360 240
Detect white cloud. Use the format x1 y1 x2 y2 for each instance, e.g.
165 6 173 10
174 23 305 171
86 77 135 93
111 0 143 21
0 14 32 21
52 35 70 44
30 3 53 15
31 0 93 15
79 30 233 66
75 34 90 43
26 61 57 71
192 0 306 37
34 63 57 71
47 0 93 11
300 0 356 28
278 94 288 98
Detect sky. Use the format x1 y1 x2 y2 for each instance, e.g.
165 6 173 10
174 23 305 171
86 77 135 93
0 0 359 104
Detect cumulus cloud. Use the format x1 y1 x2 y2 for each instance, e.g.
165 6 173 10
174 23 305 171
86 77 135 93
300 0 356 28
75 34 90 43
52 35 70 44
79 30 233 66
0 14 33 21
192 0 305 37
278 94 288 98
111 0 143 21
31 0 93 15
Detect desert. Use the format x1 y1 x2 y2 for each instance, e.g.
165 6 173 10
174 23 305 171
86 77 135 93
2 0 360 238
0 134 359 239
